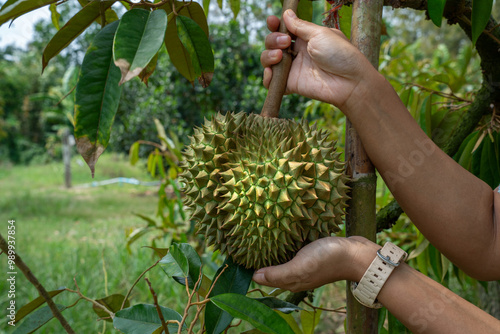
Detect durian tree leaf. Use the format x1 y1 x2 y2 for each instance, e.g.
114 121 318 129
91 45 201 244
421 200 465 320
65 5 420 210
217 0 223 10
75 21 121 177
253 297 302 314
388 310 411 333
129 141 140 165
13 305 66 334
0 0 57 26
161 1 209 36
300 309 322 334
104 8 119 24
176 15 214 87
229 0 240 19
427 0 446 27
42 0 116 70
93 294 130 322
338 5 352 39
278 313 303 334
49 3 60 30
419 96 432 137
479 132 500 189
170 243 203 290
113 304 182 334
203 0 210 16
427 243 443 280
471 0 493 44
74 20 122 177
297 0 312 22
142 246 169 258
14 288 66 325
205 257 254 334
159 243 190 278
210 293 294 334
455 131 480 170
165 13 196 84
113 8 168 85
138 51 159 86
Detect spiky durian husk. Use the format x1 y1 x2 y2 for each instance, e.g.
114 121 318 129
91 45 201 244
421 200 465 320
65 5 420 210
179 112 350 269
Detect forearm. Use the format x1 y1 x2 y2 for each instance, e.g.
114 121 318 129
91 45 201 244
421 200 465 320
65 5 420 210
341 71 500 279
351 239 500 334
379 263 499 333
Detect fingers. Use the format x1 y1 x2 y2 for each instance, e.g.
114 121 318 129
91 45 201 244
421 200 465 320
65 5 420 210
261 49 282 68
253 262 306 292
263 67 272 89
265 32 291 50
267 15 280 32
283 9 321 42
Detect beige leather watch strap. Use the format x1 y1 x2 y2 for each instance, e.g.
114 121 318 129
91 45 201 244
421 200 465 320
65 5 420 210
351 242 408 308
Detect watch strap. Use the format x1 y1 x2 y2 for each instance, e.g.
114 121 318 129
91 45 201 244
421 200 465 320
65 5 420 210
351 242 407 308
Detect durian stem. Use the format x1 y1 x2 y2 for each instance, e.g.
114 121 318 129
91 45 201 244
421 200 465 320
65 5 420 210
260 0 299 118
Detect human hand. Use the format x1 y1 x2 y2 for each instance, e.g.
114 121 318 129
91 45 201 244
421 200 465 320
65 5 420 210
252 236 379 292
262 10 377 110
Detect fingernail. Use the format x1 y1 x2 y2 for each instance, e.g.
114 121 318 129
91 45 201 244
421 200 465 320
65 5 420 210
269 50 280 58
277 35 290 46
253 272 266 283
286 9 297 19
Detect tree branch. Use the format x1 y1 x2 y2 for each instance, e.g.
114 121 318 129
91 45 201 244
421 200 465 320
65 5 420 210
0 234 76 333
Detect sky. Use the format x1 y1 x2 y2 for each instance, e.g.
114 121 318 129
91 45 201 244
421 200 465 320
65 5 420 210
0 7 51 49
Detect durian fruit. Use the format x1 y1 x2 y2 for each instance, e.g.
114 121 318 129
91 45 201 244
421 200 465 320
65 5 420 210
179 112 349 269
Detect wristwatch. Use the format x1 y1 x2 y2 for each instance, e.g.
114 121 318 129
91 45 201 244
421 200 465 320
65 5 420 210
351 242 408 308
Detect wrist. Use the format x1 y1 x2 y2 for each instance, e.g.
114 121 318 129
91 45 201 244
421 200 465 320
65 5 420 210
346 236 380 282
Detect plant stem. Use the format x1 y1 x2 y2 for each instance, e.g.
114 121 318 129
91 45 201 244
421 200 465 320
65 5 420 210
121 258 162 310
145 277 170 334
260 0 299 118
0 233 76 334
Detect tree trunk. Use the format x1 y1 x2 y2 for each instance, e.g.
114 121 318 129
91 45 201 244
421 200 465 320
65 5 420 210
340 1 384 333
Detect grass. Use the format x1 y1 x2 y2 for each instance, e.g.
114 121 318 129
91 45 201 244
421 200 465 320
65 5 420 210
0 153 348 334
0 153 190 333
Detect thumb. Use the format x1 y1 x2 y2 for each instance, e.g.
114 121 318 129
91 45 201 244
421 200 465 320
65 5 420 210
252 262 298 289
283 9 320 42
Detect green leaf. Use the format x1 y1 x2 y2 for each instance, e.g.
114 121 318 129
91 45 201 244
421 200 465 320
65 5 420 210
388 310 410 333
428 244 442 280
42 0 116 70
113 8 167 84
278 313 303 334
253 297 302 314
179 243 202 288
113 304 182 334
479 132 500 188
378 307 388 333
217 0 223 10
419 95 433 137
74 21 122 177
408 238 430 260
210 294 294 334
0 0 58 26
176 15 214 87
13 305 66 334
455 131 479 170
165 13 196 84
142 246 169 258
205 257 254 334
93 294 130 322
297 0 313 22
161 1 209 36
338 5 352 39
139 51 159 86
229 0 240 19
14 288 66 324
203 0 210 16
427 0 446 27
49 3 60 30
471 0 493 44
159 242 189 277
300 309 322 334
129 142 140 165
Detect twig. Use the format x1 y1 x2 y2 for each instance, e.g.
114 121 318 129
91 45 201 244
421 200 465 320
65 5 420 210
55 85 76 106
145 278 170 334
121 258 162 310
224 319 242 333
0 234 76 334
404 83 472 103
302 300 347 314
65 278 114 318
459 15 500 46
247 288 269 297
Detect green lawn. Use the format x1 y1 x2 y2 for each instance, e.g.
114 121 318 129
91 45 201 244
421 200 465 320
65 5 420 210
0 154 190 333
